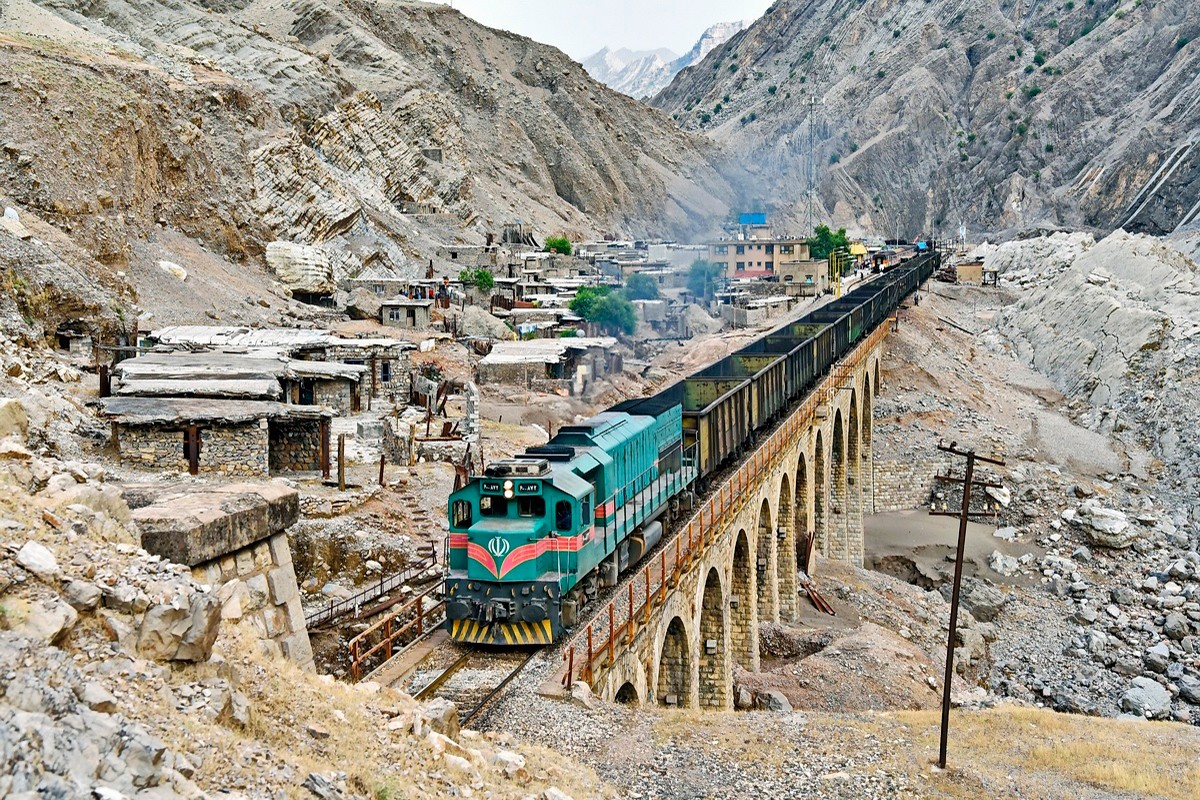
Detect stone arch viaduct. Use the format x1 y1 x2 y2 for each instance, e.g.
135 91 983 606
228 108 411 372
562 324 890 710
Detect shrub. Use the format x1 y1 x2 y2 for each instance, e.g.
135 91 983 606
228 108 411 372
687 259 724 301
1025 84 1043 99
458 268 494 292
544 237 572 255
767 85 778 95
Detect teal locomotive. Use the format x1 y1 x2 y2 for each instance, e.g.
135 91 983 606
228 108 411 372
445 406 697 644
444 252 938 646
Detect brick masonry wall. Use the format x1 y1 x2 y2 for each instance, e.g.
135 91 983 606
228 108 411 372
191 532 314 671
117 421 270 476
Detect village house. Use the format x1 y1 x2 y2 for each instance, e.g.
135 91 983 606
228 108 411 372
477 337 619 394
379 297 434 330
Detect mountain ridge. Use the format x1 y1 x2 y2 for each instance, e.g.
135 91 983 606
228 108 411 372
654 0 1200 238
584 20 750 99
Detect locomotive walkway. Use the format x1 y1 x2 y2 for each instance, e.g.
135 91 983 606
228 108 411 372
549 315 896 709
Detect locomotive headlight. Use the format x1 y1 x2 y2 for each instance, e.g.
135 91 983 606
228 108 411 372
503 479 514 498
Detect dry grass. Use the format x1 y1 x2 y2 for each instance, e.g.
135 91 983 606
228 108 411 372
890 705 1200 799
646 704 1200 799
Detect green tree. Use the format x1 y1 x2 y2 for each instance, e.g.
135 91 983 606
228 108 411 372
544 237 572 255
624 273 659 300
686 259 724 302
569 286 635 336
807 224 851 260
568 285 610 319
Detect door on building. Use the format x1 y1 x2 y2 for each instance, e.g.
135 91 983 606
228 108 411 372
299 381 315 405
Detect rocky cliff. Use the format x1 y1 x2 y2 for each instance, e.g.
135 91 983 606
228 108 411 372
0 0 741 333
654 0 1200 238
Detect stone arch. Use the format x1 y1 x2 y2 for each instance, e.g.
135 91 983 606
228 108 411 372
776 473 797 621
656 616 693 707
615 682 640 705
847 391 862 565
795 452 811 573
697 566 730 708
755 498 778 622
813 429 827 557
874 359 881 395
831 409 847 560
730 529 755 670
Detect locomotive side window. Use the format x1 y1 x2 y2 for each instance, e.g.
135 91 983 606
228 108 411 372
451 499 473 528
582 497 592 523
480 496 508 516
555 501 572 531
517 497 545 517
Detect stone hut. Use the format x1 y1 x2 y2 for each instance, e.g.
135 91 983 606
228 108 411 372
102 397 331 477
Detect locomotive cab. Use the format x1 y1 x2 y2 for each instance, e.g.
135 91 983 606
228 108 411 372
444 458 595 645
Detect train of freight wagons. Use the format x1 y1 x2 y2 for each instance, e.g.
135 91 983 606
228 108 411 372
443 250 938 645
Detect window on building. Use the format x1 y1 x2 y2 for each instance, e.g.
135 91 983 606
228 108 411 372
450 252 458 259
714 245 728 255
452 500 473 528
388 309 401 322
736 261 745 270
765 244 774 254
480 496 508 516
780 244 794 254
766 261 774 270
555 501 573 531
381 360 391 382
735 245 745 255
517 497 545 517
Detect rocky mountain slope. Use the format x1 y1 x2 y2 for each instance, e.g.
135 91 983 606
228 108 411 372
0 0 742 336
654 0 1200 238
584 21 749 99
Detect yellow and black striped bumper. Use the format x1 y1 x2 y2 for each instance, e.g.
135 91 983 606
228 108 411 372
449 618 555 645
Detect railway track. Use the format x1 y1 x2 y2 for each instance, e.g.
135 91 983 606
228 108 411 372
406 644 541 726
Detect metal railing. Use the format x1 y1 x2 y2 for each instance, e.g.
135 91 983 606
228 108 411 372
305 555 436 629
563 319 895 689
347 582 445 681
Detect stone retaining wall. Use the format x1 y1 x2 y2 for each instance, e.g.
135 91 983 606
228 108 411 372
130 483 314 671
871 458 948 513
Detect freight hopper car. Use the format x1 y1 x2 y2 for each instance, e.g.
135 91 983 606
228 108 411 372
443 252 937 646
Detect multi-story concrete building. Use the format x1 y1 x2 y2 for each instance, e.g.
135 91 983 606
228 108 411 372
707 236 812 280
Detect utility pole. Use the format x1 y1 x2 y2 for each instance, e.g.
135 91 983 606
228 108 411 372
929 441 1006 770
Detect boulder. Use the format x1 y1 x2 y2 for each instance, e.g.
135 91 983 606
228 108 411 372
136 594 221 662
79 682 118 713
962 579 1006 622
984 485 1011 507
1164 613 1190 641
987 550 1019 577
1178 674 1200 705
422 697 461 740
756 689 793 713
1144 641 1171 673
15 540 59 579
157 260 188 281
1079 502 1137 548
1120 676 1171 719
345 287 382 321
568 680 598 710
63 579 102 611
0 398 28 439
15 596 78 644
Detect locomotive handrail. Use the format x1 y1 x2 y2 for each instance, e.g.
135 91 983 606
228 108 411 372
576 310 903 687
